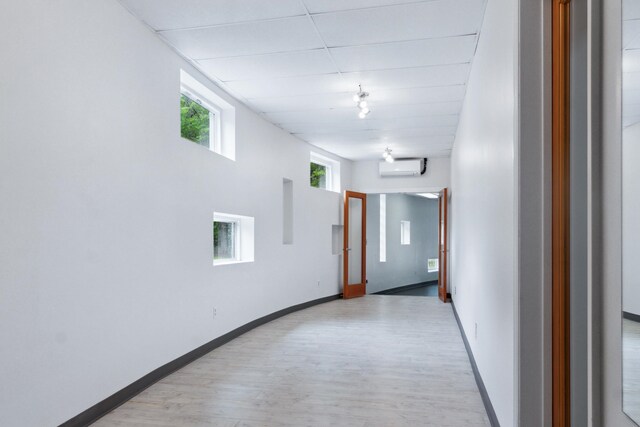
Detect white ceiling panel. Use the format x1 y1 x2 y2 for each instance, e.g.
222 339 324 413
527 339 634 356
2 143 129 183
197 50 338 81
225 73 348 98
313 0 485 47
248 84 464 112
625 103 640 117
120 0 488 160
248 92 356 112
160 17 323 59
624 89 640 105
313 143 453 161
303 0 431 14
624 115 640 128
264 102 463 124
119 0 305 31
225 63 470 99
624 71 640 91
624 19 640 49
371 85 466 105
624 49 640 73
343 64 471 91
281 115 459 133
297 127 457 144
330 35 477 72
624 0 640 21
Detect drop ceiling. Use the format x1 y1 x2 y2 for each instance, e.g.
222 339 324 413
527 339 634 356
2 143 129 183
119 0 488 160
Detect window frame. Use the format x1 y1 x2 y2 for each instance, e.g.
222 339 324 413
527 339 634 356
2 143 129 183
180 70 236 161
310 160 332 190
180 88 222 153
309 152 340 193
212 212 255 266
213 214 241 264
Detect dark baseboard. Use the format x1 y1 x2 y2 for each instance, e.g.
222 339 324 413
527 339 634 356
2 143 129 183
624 311 640 323
450 300 500 427
372 280 438 295
60 294 340 427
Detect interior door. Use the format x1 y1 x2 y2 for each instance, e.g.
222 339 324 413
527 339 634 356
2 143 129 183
438 188 448 302
343 191 367 299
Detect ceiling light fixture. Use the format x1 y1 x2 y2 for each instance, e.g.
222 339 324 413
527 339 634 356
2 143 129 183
354 85 370 119
383 147 394 163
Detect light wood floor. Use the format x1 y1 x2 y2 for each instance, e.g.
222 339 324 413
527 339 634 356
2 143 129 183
94 296 490 426
624 318 640 424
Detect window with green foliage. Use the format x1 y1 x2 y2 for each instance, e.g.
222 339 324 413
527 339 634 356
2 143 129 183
213 220 237 261
310 162 328 189
180 94 212 148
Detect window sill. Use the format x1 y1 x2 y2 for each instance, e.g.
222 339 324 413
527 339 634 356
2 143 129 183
213 259 253 267
310 185 340 194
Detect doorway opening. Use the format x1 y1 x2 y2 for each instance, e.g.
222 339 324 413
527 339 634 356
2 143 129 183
364 192 442 298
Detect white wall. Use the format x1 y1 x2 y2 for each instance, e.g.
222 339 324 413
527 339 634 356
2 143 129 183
449 0 516 424
0 1 352 426
623 122 640 316
351 157 450 193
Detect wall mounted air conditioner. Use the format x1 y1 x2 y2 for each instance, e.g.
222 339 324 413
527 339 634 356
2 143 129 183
379 159 423 177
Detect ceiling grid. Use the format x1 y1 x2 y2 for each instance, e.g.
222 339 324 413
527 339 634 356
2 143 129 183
119 0 489 160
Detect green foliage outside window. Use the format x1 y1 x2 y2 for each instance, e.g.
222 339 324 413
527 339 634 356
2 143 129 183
181 94 210 147
310 162 327 188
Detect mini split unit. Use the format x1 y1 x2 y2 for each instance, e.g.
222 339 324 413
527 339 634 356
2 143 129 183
379 158 427 177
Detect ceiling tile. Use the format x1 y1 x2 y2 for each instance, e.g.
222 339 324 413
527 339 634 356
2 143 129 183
330 35 477 72
313 0 486 47
264 101 463 123
372 85 466 105
343 64 471 91
303 0 430 14
248 92 355 112
197 50 338 81
282 115 459 133
224 63 470 99
624 0 640 21
624 19 640 49
297 127 457 143
247 84 464 112
160 16 323 59
119 0 306 31
624 49 640 73
225 73 349 98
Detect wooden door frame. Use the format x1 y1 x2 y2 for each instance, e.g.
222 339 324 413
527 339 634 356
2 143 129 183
343 191 367 299
552 0 571 425
438 188 449 303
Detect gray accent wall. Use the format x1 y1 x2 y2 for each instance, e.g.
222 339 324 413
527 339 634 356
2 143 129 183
366 194 439 294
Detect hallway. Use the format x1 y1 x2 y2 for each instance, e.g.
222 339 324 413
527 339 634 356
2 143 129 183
95 296 489 426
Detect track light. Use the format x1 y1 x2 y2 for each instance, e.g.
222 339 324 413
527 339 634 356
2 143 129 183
383 147 394 163
354 85 370 119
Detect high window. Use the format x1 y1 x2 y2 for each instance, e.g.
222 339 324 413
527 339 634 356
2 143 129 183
309 152 340 193
180 70 236 160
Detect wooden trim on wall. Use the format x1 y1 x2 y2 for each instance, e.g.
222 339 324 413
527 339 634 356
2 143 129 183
552 0 571 425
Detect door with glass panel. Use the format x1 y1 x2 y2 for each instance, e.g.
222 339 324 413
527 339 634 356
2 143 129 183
343 191 367 299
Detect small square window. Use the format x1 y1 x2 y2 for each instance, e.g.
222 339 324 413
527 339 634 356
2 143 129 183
180 93 219 150
180 70 235 160
309 152 340 192
310 161 330 189
401 220 411 245
213 219 239 262
213 212 255 266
